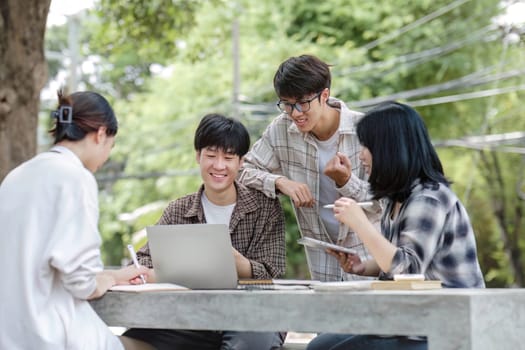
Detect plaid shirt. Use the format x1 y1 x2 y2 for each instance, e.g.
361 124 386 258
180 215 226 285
380 180 485 288
136 181 286 279
239 98 382 281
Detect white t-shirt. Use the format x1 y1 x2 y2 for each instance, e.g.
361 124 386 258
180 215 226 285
0 146 123 350
201 193 235 225
316 131 341 242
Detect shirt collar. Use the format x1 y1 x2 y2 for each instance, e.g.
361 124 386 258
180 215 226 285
49 145 84 167
184 181 259 220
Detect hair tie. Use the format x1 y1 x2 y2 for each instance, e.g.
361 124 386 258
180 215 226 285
50 106 73 123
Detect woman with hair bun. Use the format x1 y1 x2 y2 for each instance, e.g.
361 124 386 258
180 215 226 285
0 91 154 350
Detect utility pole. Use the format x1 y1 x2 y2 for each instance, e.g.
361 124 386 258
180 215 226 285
232 4 241 118
67 14 80 92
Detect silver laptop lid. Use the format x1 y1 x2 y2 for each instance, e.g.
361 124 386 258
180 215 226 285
146 224 238 289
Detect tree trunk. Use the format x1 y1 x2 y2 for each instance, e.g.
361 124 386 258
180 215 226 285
0 0 50 181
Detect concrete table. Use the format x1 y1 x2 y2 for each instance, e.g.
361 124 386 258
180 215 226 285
91 288 525 350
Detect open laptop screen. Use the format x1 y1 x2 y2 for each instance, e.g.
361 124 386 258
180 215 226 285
146 224 238 289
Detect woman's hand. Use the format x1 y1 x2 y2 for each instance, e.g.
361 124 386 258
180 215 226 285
332 197 369 231
332 197 398 274
114 264 152 285
327 249 366 275
88 266 151 300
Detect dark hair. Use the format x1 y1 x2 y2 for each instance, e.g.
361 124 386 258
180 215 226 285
49 91 118 144
194 113 250 157
273 54 331 99
356 101 449 202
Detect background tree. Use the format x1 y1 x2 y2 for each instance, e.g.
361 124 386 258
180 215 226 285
0 0 51 180
88 0 202 99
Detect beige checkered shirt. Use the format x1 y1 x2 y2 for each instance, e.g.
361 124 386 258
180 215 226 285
239 98 382 281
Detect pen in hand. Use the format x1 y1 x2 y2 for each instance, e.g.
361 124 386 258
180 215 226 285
323 201 373 209
127 244 146 284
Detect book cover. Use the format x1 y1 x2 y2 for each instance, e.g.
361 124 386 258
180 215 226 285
370 280 442 290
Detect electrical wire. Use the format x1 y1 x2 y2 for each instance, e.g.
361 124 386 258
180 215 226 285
350 68 525 108
407 84 525 107
362 0 472 51
337 29 495 77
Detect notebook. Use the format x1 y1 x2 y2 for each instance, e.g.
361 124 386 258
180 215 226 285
146 224 238 290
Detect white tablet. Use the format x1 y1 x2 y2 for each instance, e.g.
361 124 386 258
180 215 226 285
297 237 357 255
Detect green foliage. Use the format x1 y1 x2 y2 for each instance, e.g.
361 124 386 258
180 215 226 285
84 0 204 98
93 0 200 63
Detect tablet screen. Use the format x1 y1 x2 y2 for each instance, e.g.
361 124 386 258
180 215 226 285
297 237 357 255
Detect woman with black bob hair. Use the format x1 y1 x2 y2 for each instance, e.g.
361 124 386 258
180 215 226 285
358 101 449 202
307 101 485 350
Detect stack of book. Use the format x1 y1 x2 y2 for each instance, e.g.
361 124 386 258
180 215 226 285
313 274 442 291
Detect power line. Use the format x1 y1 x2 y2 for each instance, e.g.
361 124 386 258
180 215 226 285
349 68 525 108
407 84 525 107
434 131 525 154
362 0 472 51
336 0 514 78
337 24 498 77
334 0 517 79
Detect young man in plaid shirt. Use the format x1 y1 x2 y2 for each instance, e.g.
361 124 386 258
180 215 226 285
240 55 382 282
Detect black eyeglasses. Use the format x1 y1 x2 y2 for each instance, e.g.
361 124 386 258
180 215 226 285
276 91 323 114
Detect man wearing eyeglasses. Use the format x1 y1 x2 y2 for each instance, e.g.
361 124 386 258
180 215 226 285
239 54 381 282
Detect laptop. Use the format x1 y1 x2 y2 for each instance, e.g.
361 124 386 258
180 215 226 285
146 224 238 289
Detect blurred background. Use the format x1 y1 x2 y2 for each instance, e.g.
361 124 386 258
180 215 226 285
39 0 525 285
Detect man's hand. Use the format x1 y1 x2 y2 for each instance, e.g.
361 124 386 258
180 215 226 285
275 177 315 207
323 152 352 187
232 247 252 278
